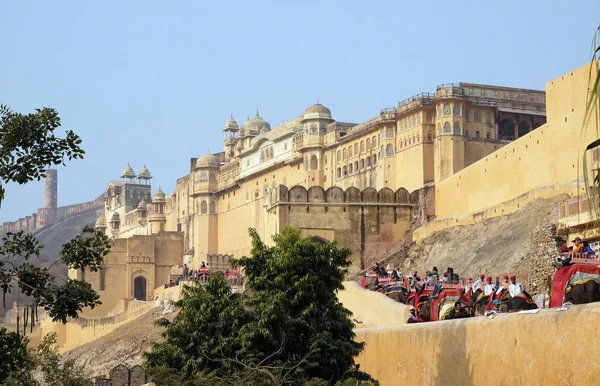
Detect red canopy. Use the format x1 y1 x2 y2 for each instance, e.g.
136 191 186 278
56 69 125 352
551 264 600 308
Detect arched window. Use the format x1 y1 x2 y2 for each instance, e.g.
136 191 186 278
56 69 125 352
486 112 492 124
453 121 461 134
409 137 412 145
354 143 358 155
417 134 420 142
310 154 318 170
201 200 208 214
343 166 347 176
386 144 394 157
443 104 451 115
360 141 365 153
475 131 480 138
428 133 432 141
360 159 365 169
412 134 416 143
255 190 259 199
366 157 371 167
486 131 491 139
209 201 216 214
465 130 469 137
366 138 371 150
443 122 451 133
372 136 377 148
453 103 461 116
354 161 358 172
349 163 353 174
399 139 403 148
372 154 377 164
337 168 341 179
336 150 341 162
474 111 481 122
342 148 347 160
404 139 407 147
348 146 353 158
310 124 318 134
464 109 470 121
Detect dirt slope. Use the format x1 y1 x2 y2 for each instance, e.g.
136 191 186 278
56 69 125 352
390 196 566 282
60 308 176 379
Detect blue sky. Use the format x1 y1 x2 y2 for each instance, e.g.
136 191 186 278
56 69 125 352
1 0 599 222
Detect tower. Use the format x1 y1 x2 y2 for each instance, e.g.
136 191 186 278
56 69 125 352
44 169 58 209
223 116 239 162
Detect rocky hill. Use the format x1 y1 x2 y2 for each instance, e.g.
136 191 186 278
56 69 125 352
60 307 176 379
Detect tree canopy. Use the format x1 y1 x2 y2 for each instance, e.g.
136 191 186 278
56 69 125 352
145 228 377 386
0 105 110 384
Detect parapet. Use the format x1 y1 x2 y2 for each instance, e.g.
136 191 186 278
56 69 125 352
270 185 414 206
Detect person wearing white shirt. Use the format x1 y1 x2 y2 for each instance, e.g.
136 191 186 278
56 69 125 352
472 274 485 293
508 275 524 298
483 277 496 296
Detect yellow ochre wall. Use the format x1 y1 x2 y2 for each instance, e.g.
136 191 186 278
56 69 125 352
355 302 600 386
338 281 409 328
433 62 598 221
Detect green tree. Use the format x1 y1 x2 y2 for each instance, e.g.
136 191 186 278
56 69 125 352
145 228 377 385
35 332 93 386
0 105 110 383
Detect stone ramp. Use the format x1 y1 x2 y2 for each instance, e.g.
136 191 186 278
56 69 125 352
338 281 408 328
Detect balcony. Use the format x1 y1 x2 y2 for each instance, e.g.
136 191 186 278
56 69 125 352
557 193 598 234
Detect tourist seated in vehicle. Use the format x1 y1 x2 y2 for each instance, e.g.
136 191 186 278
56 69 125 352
508 275 524 298
432 266 439 279
446 267 459 284
495 276 509 295
448 301 469 319
407 306 422 323
581 239 597 255
484 276 496 296
201 261 206 268
553 246 571 269
473 274 485 292
391 268 401 281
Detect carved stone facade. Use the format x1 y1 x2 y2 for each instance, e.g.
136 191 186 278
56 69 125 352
162 82 545 270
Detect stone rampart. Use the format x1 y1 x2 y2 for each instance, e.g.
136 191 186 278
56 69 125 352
355 302 600 386
0 194 104 234
269 185 418 270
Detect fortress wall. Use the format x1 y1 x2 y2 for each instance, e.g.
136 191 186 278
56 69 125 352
434 63 596 221
271 185 413 270
355 302 600 386
338 281 408 328
0 195 104 234
413 62 598 241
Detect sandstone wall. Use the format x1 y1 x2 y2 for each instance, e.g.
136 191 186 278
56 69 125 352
0 194 104 234
269 185 414 270
423 62 597 237
338 281 408 328
355 302 600 386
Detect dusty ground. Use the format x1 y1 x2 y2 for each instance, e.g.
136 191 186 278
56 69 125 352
394 196 565 281
60 307 177 379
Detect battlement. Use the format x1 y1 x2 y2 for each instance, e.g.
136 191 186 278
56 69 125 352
269 185 414 207
0 194 104 234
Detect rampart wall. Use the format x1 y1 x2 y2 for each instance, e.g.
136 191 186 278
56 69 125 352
267 185 422 270
0 194 104 234
355 302 600 386
414 62 598 241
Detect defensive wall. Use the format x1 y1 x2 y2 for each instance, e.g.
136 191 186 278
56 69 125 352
0 194 104 234
354 301 600 386
266 185 426 270
414 62 598 242
39 299 157 352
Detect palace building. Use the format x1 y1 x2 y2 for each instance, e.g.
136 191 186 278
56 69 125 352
98 82 546 272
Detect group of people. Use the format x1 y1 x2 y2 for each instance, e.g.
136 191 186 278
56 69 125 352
182 262 210 280
553 237 597 268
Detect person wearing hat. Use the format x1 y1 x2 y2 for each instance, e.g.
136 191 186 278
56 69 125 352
484 276 496 296
473 274 485 293
407 306 421 323
508 275 524 298
495 275 509 295
571 237 583 255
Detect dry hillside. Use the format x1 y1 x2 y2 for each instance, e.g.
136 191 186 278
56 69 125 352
60 307 176 379
385 196 566 286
